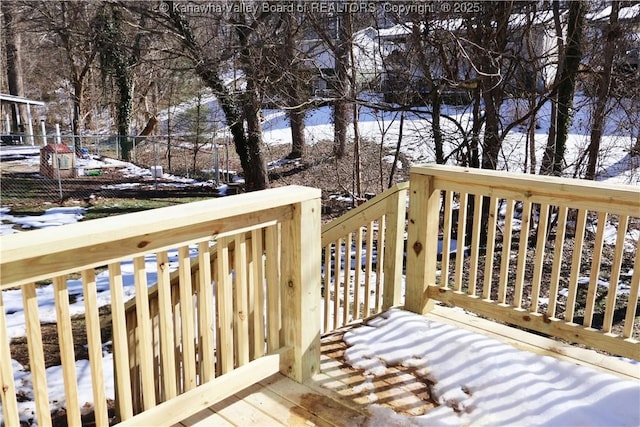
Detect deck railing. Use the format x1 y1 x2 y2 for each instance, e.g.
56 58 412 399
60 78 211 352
320 182 408 332
0 186 321 426
406 165 640 360
2 165 638 426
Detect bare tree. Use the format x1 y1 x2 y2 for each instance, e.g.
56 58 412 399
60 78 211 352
2 0 27 131
541 0 586 175
158 1 270 190
94 3 147 161
25 1 99 146
584 1 620 180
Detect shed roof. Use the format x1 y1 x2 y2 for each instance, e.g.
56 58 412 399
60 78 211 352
0 93 45 106
41 143 73 154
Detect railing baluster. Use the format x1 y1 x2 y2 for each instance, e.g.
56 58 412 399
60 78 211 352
234 234 250 366
354 227 363 320
467 194 483 297
498 199 515 305
343 232 353 325
482 196 499 301
178 247 197 390
197 242 215 381
364 220 375 316
22 282 52 426
52 275 81 426
0 291 19 425
216 237 234 374
323 243 332 332
133 256 157 409
584 212 607 328
335 237 344 328
265 224 281 352
623 247 640 339
155 252 177 400
531 203 550 312
330 241 339 330
441 190 454 288
82 269 109 427
171 276 182 392
514 201 533 309
375 216 385 313
454 192 469 293
603 215 629 333
150 297 161 401
109 262 133 420
250 230 266 359
566 209 588 322
548 206 568 318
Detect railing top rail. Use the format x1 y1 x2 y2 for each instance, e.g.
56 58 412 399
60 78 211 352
321 182 409 245
412 164 640 214
0 185 320 289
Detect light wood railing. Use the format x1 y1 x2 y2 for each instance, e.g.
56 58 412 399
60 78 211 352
0 186 321 426
320 182 409 332
406 165 640 360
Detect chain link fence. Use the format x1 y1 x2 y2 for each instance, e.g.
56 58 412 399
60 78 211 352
0 134 240 206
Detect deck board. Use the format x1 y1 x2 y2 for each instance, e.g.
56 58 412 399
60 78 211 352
177 306 638 426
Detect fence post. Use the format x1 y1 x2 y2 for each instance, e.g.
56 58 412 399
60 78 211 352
280 193 322 383
405 167 440 314
382 186 408 309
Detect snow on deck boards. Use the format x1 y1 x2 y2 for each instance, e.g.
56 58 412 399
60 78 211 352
175 308 639 427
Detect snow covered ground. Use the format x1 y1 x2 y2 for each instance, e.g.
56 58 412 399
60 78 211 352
260 94 640 186
1 94 639 425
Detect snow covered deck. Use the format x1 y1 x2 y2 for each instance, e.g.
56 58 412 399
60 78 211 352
175 306 639 427
1 165 639 426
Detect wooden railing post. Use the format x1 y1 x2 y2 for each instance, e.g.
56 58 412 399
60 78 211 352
406 169 440 314
280 195 322 383
382 187 408 309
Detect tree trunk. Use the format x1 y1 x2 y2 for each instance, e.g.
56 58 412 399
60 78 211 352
388 111 404 189
288 108 305 159
541 1 565 174
283 12 306 159
333 12 352 159
167 7 269 191
333 101 349 158
586 1 619 180
477 2 511 170
2 0 27 132
481 86 503 170
432 85 444 164
242 79 270 192
545 0 585 175
470 88 482 169
116 72 134 161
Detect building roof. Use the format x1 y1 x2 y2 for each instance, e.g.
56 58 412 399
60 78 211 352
0 93 45 106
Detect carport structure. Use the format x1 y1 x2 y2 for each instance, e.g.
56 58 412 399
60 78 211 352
0 93 45 145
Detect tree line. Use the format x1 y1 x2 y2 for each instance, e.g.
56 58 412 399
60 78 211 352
2 0 638 191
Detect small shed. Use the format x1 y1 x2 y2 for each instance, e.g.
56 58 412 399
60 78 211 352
40 143 75 178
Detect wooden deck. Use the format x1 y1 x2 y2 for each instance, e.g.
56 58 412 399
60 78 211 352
174 332 432 427
175 306 639 427
174 337 370 427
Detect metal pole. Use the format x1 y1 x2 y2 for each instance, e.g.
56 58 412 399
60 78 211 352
26 103 34 145
55 123 62 144
226 133 230 183
154 138 158 190
40 120 47 146
214 143 219 187
54 124 63 201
